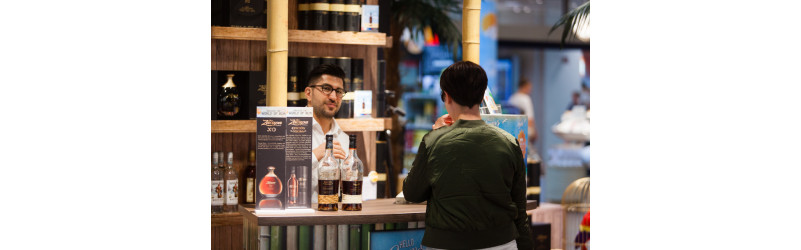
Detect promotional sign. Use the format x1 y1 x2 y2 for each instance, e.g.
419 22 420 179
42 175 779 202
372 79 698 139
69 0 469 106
354 90 372 118
256 107 314 211
481 114 528 169
370 229 425 250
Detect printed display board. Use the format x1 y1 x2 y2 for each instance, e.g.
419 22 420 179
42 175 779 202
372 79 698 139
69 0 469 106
370 228 425 250
256 107 314 211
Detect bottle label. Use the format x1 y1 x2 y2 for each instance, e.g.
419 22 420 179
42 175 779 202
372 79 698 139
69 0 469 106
211 180 224 205
341 194 362 204
226 180 239 204
246 178 255 203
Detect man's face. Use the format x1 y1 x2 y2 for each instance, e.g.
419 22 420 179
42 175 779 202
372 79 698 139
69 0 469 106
305 74 344 119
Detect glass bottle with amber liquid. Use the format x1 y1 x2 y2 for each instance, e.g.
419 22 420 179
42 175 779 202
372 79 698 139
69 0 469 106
318 135 340 211
244 150 256 204
211 152 224 214
287 167 299 205
341 134 363 211
224 152 239 212
259 166 282 197
217 74 241 118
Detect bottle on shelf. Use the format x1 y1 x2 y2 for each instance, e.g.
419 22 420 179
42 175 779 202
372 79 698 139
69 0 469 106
341 134 364 211
224 152 239 212
211 152 224 214
318 134 340 211
244 150 256 204
218 74 241 118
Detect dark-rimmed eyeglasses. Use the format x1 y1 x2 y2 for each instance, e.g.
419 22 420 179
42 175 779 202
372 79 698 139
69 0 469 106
309 84 347 98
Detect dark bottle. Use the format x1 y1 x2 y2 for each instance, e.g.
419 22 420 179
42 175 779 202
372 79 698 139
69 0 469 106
318 135 340 211
244 150 256 204
287 167 299 205
217 74 241 117
340 134 363 211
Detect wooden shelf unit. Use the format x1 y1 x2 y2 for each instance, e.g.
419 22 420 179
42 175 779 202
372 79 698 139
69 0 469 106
212 27 391 47
212 118 391 133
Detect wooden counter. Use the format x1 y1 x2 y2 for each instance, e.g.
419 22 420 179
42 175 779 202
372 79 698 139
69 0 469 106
239 199 538 226
239 199 538 250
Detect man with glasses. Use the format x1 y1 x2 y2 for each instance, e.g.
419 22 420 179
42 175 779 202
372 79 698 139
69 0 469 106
304 64 351 203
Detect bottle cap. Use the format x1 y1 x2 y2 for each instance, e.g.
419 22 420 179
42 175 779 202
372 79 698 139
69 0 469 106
349 134 357 149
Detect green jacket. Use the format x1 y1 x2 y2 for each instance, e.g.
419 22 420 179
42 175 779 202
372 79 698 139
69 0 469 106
403 119 533 249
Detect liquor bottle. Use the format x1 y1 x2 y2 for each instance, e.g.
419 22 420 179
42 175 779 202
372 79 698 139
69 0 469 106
211 152 224 214
224 152 239 212
260 166 283 197
341 134 363 211
318 135 340 211
244 150 256 204
218 74 241 118
287 167 299 205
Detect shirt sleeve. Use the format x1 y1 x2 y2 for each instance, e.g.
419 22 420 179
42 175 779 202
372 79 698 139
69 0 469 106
511 140 534 250
402 140 431 203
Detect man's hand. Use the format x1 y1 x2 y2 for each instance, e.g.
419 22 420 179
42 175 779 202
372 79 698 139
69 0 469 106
313 139 349 161
432 114 454 130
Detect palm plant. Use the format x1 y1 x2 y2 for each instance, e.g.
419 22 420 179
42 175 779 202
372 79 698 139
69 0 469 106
549 1 590 47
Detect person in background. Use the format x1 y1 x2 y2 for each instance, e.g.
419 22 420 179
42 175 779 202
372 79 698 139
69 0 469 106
305 64 350 203
579 83 590 109
507 79 538 142
567 91 582 111
404 61 533 250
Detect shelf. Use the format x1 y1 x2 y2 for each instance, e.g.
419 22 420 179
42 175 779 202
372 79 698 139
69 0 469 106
405 123 434 130
212 118 391 133
403 93 439 100
212 27 390 47
212 212 243 227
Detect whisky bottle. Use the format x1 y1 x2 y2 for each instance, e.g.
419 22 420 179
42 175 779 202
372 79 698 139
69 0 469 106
244 150 256 204
211 152 224 214
287 167 299 205
224 152 239 212
218 74 241 117
260 166 283 197
318 135 340 211
340 134 363 211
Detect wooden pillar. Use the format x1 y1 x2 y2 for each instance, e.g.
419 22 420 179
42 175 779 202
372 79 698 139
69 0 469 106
268 0 288 106
462 0 481 63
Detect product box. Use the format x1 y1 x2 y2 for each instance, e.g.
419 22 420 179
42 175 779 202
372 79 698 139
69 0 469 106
354 90 372 118
256 107 314 212
285 107 314 209
256 107 287 210
360 5 379 32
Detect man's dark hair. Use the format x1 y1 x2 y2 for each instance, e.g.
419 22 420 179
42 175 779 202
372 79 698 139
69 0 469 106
519 79 531 88
308 64 346 85
439 61 487 107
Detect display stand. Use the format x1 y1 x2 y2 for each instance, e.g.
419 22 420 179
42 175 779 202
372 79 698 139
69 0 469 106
239 199 538 250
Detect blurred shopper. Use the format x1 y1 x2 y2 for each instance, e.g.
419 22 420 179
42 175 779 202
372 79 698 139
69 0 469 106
403 61 533 250
567 91 582 111
579 83 590 109
507 79 538 142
